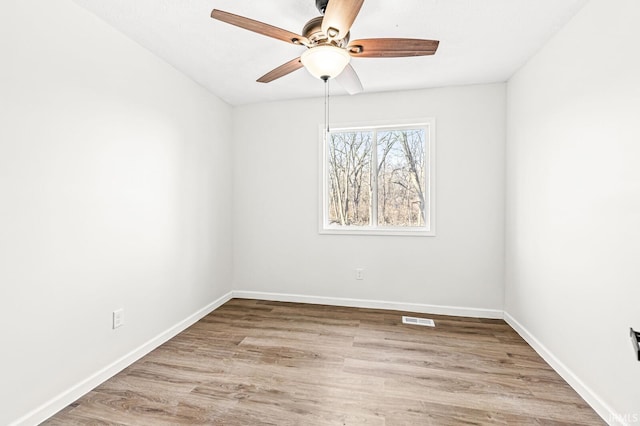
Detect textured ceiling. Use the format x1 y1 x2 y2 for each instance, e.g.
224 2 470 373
73 0 587 106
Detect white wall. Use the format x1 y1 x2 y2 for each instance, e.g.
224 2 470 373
233 84 505 315
505 0 640 423
0 1 233 424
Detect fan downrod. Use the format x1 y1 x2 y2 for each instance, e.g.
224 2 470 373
315 0 329 14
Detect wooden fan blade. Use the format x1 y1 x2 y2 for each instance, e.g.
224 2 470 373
211 10 308 46
335 63 363 95
348 38 439 57
257 57 304 83
321 0 364 41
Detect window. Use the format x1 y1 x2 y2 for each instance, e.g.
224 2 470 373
320 119 435 236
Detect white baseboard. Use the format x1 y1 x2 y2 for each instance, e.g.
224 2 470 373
232 290 504 319
503 312 623 426
12 291 233 426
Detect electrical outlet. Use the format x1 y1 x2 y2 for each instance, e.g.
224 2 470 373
112 308 124 329
355 268 364 280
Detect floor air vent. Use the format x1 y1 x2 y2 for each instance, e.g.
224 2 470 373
402 316 435 327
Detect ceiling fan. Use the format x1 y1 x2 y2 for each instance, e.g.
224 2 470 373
211 0 439 94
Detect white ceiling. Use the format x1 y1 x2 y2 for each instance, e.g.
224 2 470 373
73 0 587 106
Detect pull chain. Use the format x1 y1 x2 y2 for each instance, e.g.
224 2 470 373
323 76 330 133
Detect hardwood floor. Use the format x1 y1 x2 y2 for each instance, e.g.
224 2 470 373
43 299 604 425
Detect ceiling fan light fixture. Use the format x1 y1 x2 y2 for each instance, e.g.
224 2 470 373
301 45 350 80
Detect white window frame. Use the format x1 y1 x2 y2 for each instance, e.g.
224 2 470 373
319 118 436 237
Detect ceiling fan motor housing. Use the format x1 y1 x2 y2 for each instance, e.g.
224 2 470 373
303 16 350 46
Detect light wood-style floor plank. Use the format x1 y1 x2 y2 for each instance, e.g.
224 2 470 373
43 299 604 425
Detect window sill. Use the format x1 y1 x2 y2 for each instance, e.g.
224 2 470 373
319 227 435 237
